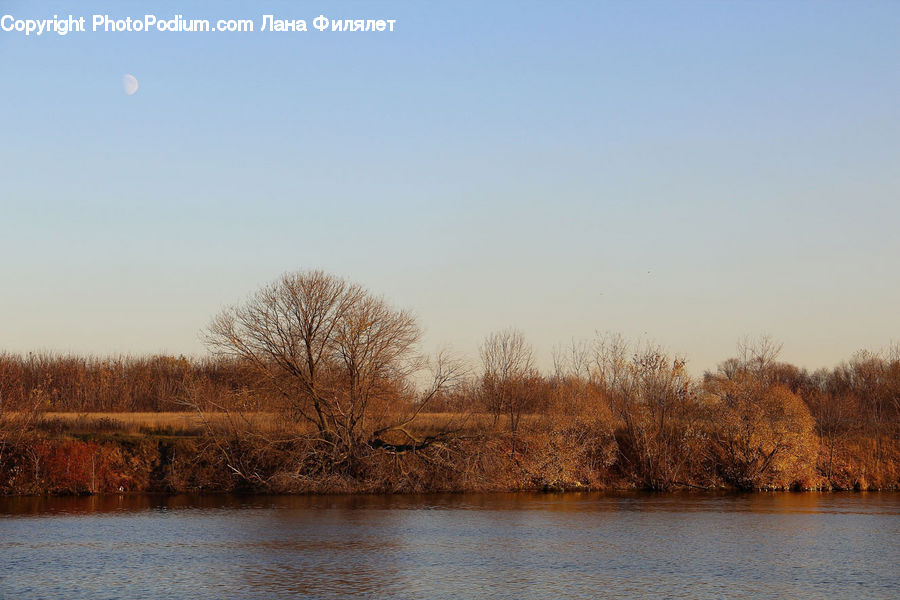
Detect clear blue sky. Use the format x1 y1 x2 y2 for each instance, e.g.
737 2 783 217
1 1 898 373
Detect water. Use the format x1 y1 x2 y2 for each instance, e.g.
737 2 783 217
1 492 898 599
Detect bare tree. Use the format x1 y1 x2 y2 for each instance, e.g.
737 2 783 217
599 342 699 490
704 337 816 489
736 334 783 378
834 348 900 471
552 339 593 382
806 383 857 484
203 270 459 469
370 348 470 453
705 376 816 490
0 367 45 477
480 328 536 431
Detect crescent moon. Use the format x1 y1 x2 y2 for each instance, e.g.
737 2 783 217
123 74 139 96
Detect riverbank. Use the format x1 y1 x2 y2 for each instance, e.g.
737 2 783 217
3 346 899 496
1 427 897 496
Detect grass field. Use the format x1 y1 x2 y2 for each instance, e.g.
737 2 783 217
22 411 496 438
30 411 277 437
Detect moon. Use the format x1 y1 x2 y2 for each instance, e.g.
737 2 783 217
123 74 139 96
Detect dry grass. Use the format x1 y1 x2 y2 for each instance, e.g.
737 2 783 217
43 412 216 428
30 411 280 437
21 411 513 438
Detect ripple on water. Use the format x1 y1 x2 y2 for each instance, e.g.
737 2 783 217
1 492 898 599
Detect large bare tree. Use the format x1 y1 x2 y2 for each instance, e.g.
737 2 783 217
204 270 460 461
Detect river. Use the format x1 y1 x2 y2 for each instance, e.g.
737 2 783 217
1 492 898 599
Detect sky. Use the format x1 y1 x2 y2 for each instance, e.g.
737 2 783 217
1 1 898 374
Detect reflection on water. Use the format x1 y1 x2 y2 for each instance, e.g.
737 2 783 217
1 492 898 599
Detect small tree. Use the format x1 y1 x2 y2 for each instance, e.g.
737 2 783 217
704 339 817 489
0 362 44 484
605 346 699 490
806 382 857 483
479 329 536 448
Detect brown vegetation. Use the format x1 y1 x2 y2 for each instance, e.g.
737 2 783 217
1 271 898 496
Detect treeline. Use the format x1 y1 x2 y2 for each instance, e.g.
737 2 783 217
1 270 898 494
1 339 897 493
429 334 899 491
0 353 256 412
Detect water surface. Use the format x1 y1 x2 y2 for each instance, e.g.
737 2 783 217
1 492 898 599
